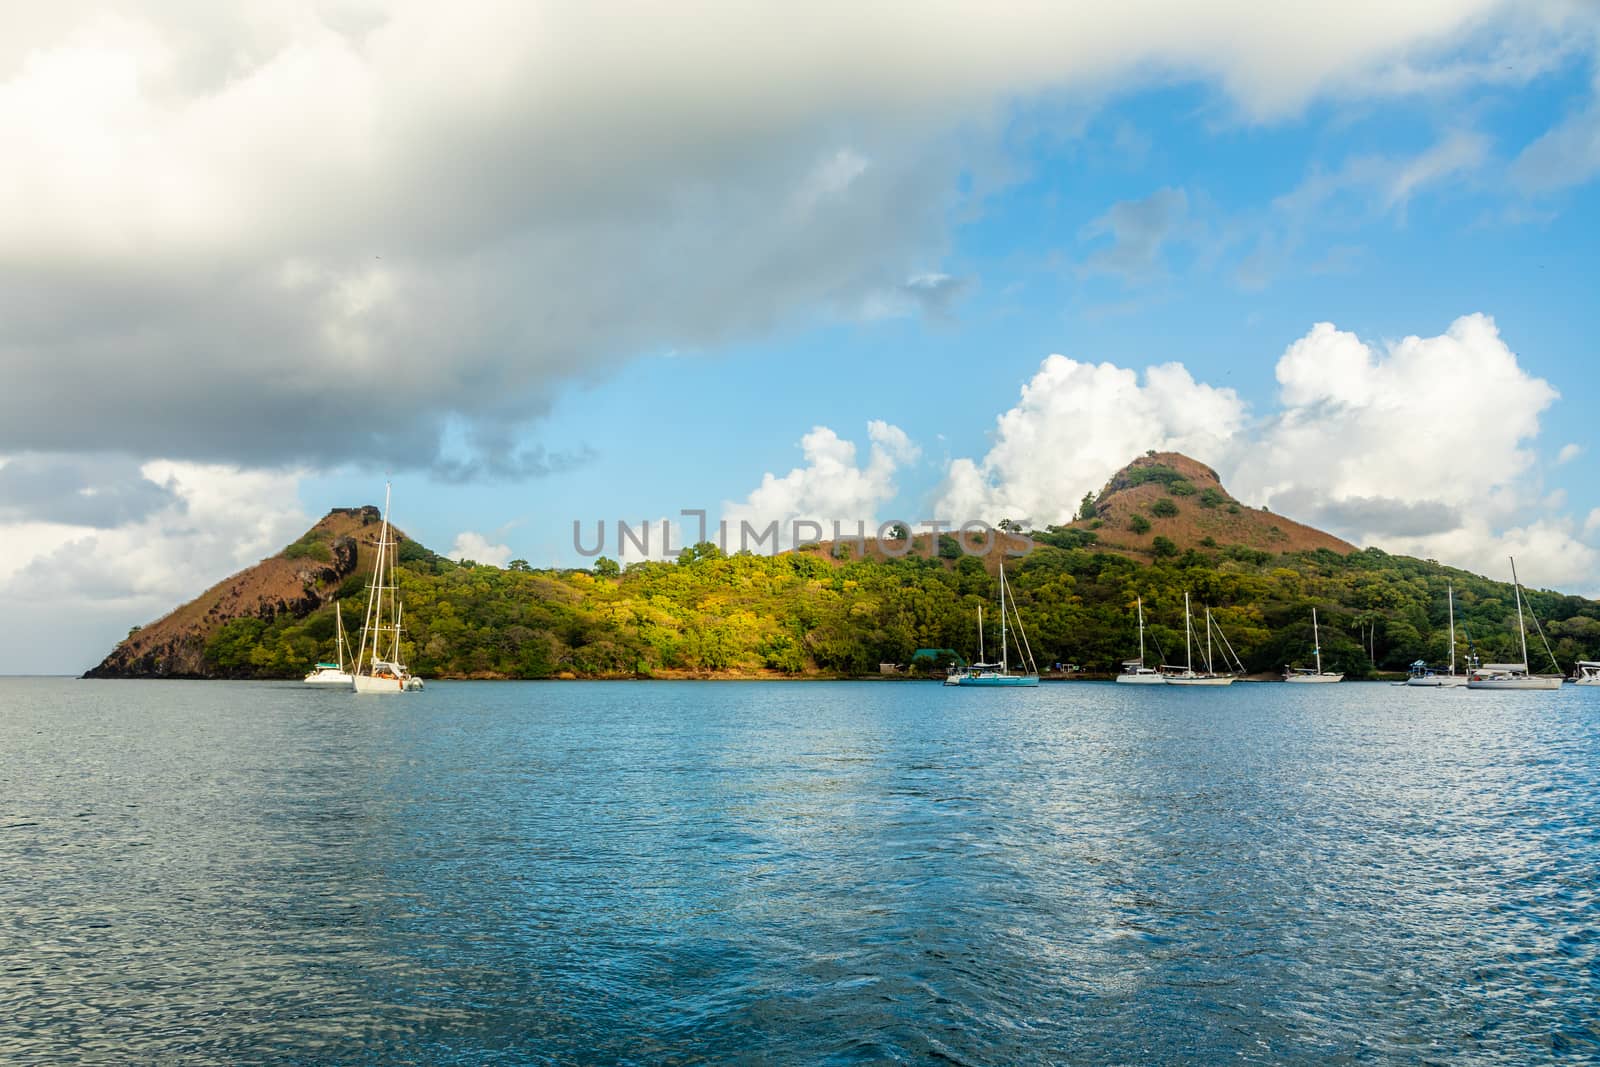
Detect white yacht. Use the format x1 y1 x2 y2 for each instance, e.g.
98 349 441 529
1467 557 1562 691
1164 593 1237 686
945 562 1039 687
1404 583 1469 687
1574 661 1600 686
352 483 425 694
1116 597 1166 684
1283 607 1343 683
303 602 354 685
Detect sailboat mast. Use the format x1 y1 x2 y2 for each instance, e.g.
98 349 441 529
1185 592 1193 674
335 603 346 672
1511 556 1530 669
1313 608 1322 675
356 483 392 676
1447 583 1457 675
1137 596 1146 667
978 606 984 662
999 566 1009 673
1205 608 1214 674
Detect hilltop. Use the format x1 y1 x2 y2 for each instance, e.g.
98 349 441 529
84 453 1600 680
85 507 417 678
1074 451 1354 558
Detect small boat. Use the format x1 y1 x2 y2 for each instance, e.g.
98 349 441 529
352 483 425 694
1404 583 1469 687
1466 557 1562 691
1283 607 1343 683
303 601 354 685
1573 661 1600 686
1164 592 1237 686
1116 597 1166 684
945 561 1039 687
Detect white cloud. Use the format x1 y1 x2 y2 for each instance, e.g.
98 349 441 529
936 358 1245 526
1383 130 1491 210
722 421 919 551
1080 187 1191 280
1558 442 1582 465
935 313 1598 590
1232 315 1556 526
0 459 309 673
448 530 512 567
1513 62 1600 193
1226 314 1596 588
0 0 1567 473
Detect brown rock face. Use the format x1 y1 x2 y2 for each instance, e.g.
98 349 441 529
1078 451 1355 557
84 506 393 678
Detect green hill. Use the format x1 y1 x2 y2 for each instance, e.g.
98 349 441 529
89 454 1600 680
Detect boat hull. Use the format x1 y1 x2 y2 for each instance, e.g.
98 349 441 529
1115 673 1167 685
1466 675 1563 690
946 673 1039 687
303 670 353 685
1404 674 1467 687
1166 675 1234 687
353 673 411 694
1285 673 1344 684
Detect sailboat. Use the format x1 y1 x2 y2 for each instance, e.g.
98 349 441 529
1116 596 1165 684
944 560 1039 687
303 602 353 685
352 483 425 694
1467 557 1562 690
1164 593 1236 686
1284 607 1343 683
1404 583 1468 687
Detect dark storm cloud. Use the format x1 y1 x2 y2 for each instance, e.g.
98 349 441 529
0 2 1576 477
0 454 182 528
1271 488 1463 539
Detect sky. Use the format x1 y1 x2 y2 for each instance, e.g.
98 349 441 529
3 1 1600 674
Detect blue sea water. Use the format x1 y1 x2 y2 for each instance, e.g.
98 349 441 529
1 678 1598 1064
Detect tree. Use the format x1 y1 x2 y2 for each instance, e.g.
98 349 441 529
1151 536 1178 559
1076 493 1097 521
1151 498 1179 518
594 556 621 578
508 559 532 572
1128 515 1152 535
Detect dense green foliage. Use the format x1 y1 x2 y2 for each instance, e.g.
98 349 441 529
203 539 1600 680
282 529 332 562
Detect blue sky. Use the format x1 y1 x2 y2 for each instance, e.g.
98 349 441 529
298 56 1599 569
3 2 1600 672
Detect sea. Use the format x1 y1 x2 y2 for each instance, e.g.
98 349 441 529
2 677 1598 1064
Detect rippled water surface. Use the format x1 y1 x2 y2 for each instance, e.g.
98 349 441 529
3 678 1599 1063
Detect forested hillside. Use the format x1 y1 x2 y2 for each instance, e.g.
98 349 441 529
201 533 1598 681
94 453 1600 680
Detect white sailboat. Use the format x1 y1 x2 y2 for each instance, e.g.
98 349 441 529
1574 661 1600 686
1284 607 1343 683
1404 583 1468 687
352 483 424 694
303 602 353 685
1467 557 1562 690
1164 592 1235 686
1116 596 1166 684
945 561 1039 687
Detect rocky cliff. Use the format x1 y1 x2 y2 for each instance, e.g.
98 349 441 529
84 506 391 678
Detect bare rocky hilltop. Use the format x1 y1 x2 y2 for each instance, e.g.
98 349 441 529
85 506 393 678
